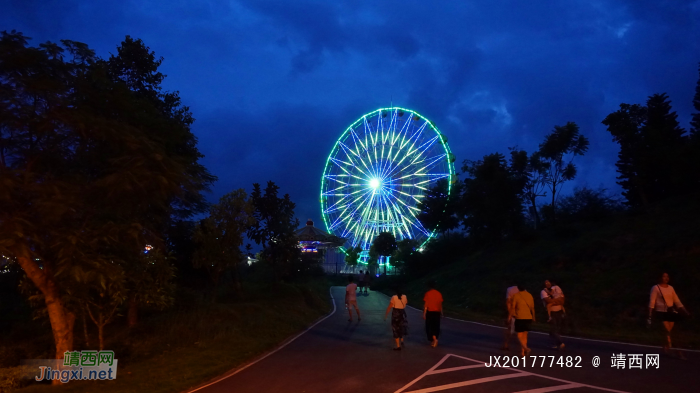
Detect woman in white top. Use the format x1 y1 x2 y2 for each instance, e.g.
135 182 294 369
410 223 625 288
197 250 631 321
384 287 408 350
648 272 690 356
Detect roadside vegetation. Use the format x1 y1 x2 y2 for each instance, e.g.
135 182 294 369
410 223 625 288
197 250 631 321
0 32 331 392
377 193 700 348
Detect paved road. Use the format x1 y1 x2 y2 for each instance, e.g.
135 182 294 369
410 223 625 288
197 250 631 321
191 287 698 393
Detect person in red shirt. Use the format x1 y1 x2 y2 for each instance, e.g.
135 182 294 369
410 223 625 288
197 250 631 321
422 280 443 347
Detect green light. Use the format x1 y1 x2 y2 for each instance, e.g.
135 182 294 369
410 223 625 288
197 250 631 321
320 107 456 256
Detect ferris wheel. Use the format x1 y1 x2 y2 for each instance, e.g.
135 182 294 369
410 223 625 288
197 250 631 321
320 107 456 254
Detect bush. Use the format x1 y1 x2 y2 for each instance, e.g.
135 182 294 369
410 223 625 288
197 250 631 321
0 366 32 392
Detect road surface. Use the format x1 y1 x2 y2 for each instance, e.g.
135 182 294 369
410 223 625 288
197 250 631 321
190 286 697 393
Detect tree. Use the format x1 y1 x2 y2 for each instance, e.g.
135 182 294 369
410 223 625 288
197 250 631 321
509 148 548 229
366 245 379 275
247 181 300 282
690 62 700 141
417 178 462 236
689 63 700 193
372 232 397 275
536 122 589 222
125 248 176 327
0 32 213 363
192 189 255 300
602 94 688 209
344 246 362 271
461 153 526 244
550 186 625 223
391 239 418 274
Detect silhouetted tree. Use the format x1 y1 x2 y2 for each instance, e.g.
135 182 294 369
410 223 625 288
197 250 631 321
690 62 700 141
689 63 700 193
344 246 362 270
417 178 462 236
602 94 688 209
247 181 300 282
461 153 526 244
509 148 548 229
372 232 398 275
537 122 589 222
391 238 418 274
193 189 256 300
0 32 214 366
542 186 624 224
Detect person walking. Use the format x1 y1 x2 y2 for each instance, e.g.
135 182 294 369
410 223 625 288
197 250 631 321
358 270 366 295
541 280 565 350
363 270 371 294
501 284 520 350
648 272 690 358
510 284 535 357
423 280 443 347
345 275 361 322
384 287 408 350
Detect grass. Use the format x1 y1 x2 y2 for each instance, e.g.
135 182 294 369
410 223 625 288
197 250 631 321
5 279 331 393
380 194 700 349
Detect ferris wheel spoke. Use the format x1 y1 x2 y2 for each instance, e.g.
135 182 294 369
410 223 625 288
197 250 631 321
408 153 447 172
329 188 373 230
323 175 349 185
322 108 454 257
338 141 362 162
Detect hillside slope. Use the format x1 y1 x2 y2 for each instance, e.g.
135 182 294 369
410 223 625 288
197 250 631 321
398 194 700 348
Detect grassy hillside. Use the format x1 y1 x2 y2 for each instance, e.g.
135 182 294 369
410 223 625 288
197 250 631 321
2 279 331 393
395 194 700 348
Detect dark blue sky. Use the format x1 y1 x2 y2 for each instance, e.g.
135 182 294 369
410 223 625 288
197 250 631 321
4 0 699 224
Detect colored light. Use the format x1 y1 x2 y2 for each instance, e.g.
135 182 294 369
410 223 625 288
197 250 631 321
320 107 456 261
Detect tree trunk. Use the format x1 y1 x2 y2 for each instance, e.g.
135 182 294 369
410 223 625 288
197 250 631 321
98 313 104 351
16 253 75 385
211 273 220 303
82 309 90 347
529 197 540 229
232 263 242 298
550 185 557 224
127 295 138 328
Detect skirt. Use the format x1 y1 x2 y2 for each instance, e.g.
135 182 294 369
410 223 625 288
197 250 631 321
654 310 679 322
392 308 408 338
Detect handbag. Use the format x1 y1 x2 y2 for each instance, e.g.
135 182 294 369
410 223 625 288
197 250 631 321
657 285 679 314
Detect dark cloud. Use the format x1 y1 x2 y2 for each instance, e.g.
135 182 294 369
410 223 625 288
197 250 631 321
2 0 699 223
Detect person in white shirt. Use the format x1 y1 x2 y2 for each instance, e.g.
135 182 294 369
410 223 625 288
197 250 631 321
384 287 408 350
501 284 520 351
541 280 565 350
345 275 361 322
648 272 689 357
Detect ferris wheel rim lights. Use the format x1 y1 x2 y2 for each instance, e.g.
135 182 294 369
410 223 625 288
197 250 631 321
320 107 456 258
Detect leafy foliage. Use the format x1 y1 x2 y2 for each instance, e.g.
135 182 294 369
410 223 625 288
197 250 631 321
247 181 300 281
602 94 689 209
540 186 625 225
391 238 418 274
193 189 256 300
0 31 213 357
509 147 548 228
344 246 362 268
461 153 526 244
417 178 461 235
536 122 589 220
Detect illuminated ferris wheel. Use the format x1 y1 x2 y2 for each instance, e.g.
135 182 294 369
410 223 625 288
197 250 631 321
320 107 456 254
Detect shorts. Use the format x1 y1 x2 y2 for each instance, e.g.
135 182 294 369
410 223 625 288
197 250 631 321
654 311 679 322
514 319 532 333
358 281 365 288
347 300 358 308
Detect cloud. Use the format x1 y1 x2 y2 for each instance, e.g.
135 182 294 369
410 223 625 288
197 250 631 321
2 0 698 225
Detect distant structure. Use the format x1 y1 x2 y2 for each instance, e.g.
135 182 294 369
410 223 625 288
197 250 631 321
295 219 346 273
